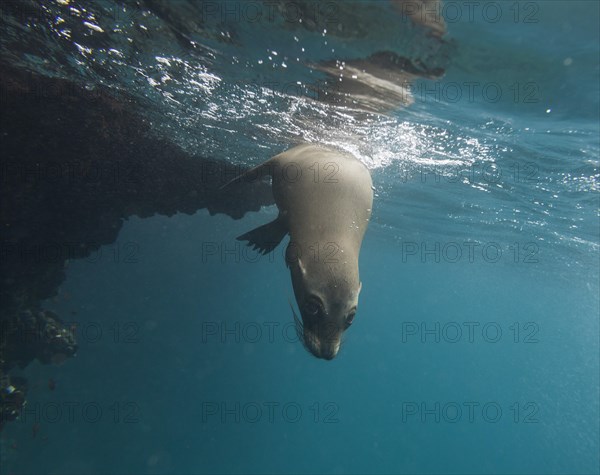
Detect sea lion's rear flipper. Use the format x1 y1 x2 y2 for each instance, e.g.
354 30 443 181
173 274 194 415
236 214 288 255
219 157 279 190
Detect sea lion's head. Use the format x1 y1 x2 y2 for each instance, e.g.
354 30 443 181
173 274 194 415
287 247 361 360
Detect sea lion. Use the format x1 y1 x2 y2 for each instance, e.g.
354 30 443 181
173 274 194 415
224 144 373 360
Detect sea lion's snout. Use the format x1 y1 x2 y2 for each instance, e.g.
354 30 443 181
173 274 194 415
320 349 336 361
302 327 341 360
319 341 340 360
291 300 344 360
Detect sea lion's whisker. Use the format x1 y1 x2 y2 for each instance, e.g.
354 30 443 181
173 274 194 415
288 299 305 342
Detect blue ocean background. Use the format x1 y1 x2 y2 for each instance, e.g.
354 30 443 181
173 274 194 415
1 1 598 474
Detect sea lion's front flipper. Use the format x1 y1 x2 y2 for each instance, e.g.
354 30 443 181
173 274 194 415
236 214 288 255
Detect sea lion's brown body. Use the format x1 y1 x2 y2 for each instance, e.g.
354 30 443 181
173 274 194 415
230 144 373 359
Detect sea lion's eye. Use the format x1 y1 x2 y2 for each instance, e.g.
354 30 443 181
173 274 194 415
305 301 320 316
346 312 356 327
305 296 324 317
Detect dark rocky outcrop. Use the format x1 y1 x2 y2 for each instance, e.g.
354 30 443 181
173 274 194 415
0 64 273 426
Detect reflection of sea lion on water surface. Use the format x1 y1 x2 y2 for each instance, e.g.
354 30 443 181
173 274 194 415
223 144 373 360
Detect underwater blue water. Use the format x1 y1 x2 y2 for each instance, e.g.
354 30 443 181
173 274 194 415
1 1 599 474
